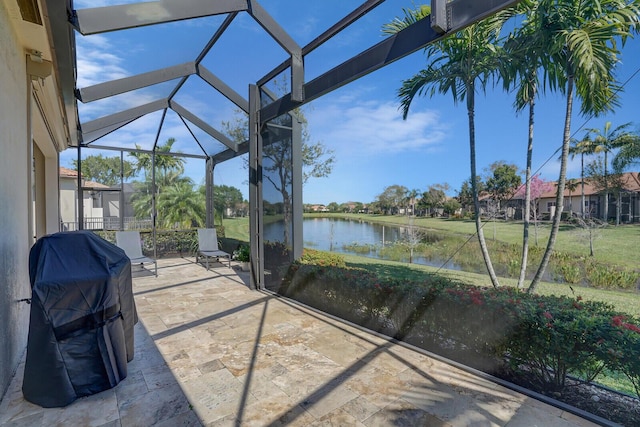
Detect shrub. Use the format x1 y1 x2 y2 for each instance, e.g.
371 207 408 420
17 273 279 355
298 249 346 268
552 256 584 284
600 314 640 397
342 242 375 254
585 260 640 290
94 229 199 257
501 295 616 391
233 244 250 262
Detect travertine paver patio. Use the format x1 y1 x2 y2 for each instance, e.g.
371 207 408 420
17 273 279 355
0 258 601 426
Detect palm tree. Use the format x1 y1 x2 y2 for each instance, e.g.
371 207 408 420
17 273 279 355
130 171 193 223
129 138 186 184
500 0 559 289
569 135 596 218
585 121 637 221
156 181 205 229
611 134 640 224
566 179 579 215
129 138 188 228
406 188 420 216
612 134 640 171
131 178 154 219
383 8 510 288
528 0 640 293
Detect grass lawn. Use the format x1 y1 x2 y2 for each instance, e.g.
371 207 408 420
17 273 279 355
220 217 250 242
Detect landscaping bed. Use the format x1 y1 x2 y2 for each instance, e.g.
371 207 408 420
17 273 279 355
512 374 640 426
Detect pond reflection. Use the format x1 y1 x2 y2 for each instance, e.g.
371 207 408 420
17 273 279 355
263 217 462 270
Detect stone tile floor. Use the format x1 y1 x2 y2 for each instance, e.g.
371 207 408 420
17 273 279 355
0 258 601 426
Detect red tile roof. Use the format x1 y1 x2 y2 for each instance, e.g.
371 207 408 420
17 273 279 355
538 172 640 199
508 172 640 200
59 166 78 178
59 167 109 188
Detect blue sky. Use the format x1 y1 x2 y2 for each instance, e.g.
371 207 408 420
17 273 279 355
61 0 640 205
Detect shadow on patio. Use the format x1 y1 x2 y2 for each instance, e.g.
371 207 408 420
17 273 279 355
0 258 599 426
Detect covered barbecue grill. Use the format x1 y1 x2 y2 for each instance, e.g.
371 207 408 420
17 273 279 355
23 231 137 407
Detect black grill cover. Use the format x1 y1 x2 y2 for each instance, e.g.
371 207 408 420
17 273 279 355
23 231 137 407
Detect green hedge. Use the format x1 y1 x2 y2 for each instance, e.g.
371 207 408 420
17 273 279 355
95 227 230 258
278 260 640 397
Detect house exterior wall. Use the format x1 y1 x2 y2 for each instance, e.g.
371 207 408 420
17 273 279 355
60 177 138 230
60 176 77 227
0 0 32 400
536 192 640 221
537 195 601 217
0 0 69 401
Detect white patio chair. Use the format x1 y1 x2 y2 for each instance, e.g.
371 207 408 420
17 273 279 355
196 228 231 269
115 231 157 276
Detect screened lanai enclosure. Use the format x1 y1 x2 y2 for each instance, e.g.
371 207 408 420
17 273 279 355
51 0 520 289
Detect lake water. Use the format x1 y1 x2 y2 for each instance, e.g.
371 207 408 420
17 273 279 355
263 217 461 270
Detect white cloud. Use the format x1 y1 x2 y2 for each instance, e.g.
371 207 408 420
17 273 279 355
310 100 448 156
76 35 129 88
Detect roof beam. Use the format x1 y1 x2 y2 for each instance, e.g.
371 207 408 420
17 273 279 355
73 0 249 35
248 0 303 102
81 98 169 134
198 65 249 113
195 11 237 64
448 0 518 33
211 141 249 163
261 15 437 123
87 144 207 159
258 0 385 88
170 101 238 152
306 0 386 55
82 120 135 144
260 0 521 123
77 62 197 103
177 114 209 157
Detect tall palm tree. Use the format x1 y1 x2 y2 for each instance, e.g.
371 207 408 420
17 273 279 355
407 188 420 216
569 135 596 218
129 138 188 228
566 178 579 214
500 0 559 289
383 8 510 288
585 121 636 221
528 0 640 293
129 138 186 183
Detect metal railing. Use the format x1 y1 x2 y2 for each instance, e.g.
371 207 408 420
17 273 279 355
61 217 153 231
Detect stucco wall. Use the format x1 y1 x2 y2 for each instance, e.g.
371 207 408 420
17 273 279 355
60 177 77 226
0 1 31 400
